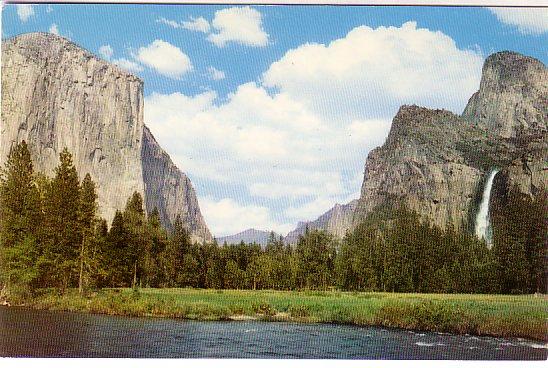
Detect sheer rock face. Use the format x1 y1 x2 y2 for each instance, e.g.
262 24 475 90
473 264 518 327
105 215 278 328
285 200 358 244
354 51 547 231
142 126 212 242
1 33 211 242
1 33 144 223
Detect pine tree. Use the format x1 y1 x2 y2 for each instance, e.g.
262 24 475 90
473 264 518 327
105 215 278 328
144 207 168 287
123 192 147 288
0 142 43 294
0 141 42 250
42 148 81 290
78 173 98 293
107 210 131 286
164 215 191 286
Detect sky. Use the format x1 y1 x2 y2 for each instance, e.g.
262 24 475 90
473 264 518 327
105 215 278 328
2 4 547 237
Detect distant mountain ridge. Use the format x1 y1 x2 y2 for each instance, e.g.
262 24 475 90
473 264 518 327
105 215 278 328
217 228 282 246
284 200 358 244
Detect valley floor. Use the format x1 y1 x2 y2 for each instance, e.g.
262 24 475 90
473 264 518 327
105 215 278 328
12 288 548 341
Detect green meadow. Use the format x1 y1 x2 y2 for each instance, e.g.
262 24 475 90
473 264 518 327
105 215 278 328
19 288 548 341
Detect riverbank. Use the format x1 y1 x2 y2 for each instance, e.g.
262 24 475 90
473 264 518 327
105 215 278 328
8 288 547 341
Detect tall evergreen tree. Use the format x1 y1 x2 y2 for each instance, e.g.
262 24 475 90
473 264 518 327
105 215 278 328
42 148 81 289
123 192 147 287
107 210 131 286
78 173 98 293
0 141 42 293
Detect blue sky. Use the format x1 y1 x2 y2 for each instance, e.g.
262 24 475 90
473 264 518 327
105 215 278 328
3 5 547 236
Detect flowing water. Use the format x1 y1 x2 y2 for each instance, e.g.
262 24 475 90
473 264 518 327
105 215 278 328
0 307 546 359
475 169 499 246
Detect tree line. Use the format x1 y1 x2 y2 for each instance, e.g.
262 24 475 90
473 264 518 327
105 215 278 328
0 142 545 298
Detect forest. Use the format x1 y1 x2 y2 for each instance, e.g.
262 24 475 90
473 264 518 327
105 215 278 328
0 141 545 299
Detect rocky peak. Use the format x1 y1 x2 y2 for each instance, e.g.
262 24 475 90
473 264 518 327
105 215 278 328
285 200 358 244
463 51 547 138
353 51 547 233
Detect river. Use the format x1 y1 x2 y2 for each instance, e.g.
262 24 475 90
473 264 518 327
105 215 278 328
0 306 546 359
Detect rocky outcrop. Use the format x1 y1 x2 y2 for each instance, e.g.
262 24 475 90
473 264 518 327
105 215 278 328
142 126 212 242
463 51 547 139
353 51 547 232
1 33 211 242
285 200 358 244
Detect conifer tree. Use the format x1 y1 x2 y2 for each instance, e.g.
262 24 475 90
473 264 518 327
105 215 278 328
107 210 130 286
42 148 81 289
0 141 42 293
78 173 98 293
123 192 147 287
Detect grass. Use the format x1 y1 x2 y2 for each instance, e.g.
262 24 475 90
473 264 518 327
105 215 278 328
14 288 548 341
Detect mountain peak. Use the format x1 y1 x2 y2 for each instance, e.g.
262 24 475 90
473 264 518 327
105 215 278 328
463 51 546 138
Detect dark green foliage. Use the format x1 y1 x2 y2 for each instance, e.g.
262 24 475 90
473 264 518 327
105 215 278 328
491 173 547 294
337 205 497 293
78 173 98 293
0 142 42 293
295 229 336 290
41 148 82 289
1 143 545 296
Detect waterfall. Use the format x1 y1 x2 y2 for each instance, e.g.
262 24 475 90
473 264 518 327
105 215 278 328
474 169 499 246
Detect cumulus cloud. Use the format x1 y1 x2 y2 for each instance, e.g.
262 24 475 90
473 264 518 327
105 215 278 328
263 21 483 119
182 16 210 33
157 16 210 33
489 8 548 35
208 6 269 47
201 197 293 237
49 23 59 35
207 66 226 81
136 40 192 79
113 58 144 73
98 45 114 60
16 5 34 23
96 45 143 73
145 22 483 234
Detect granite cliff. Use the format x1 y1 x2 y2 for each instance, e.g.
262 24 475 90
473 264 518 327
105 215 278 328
142 126 211 241
1 33 211 242
285 200 358 244
353 51 547 232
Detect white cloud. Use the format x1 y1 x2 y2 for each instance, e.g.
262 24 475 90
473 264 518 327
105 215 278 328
207 66 226 81
96 45 143 74
182 17 210 33
208 6 269 47
489 8 548 35
113 58 144 73
201 197 293 237
157 17 180 29
136 40 192 79
146 22 484 235
99 45 114 60
157 16 210 33
263 21 483 119
16 5 34 23
49 23 59 35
